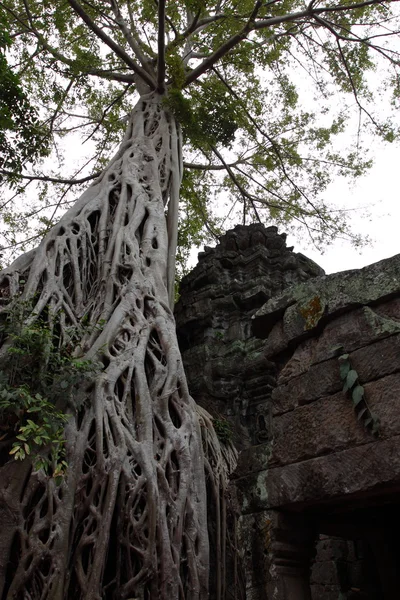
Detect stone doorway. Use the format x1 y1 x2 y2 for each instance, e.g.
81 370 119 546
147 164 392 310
309 503 400 600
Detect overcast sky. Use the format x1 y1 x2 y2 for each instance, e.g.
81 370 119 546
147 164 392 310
287 141 399 275
189 139 400 276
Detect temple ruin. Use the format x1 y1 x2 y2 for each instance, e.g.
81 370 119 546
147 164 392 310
176 224 400 600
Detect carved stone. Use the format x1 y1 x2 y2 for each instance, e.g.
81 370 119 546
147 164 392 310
176 225 400 599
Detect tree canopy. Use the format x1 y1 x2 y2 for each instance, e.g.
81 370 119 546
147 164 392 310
1 0 400 267
1 3 400 598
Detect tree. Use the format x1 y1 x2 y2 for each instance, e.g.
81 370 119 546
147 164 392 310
0 1 399 598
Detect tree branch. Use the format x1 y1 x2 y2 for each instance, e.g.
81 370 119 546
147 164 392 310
4 2 138 84
212 67 334 222
210 145 262 223
66 0 157 90
109 0 154 71
183 3 262 86
183 0 390 86
0 170 100 185
81 84 132 144
183 158 247 171
157 0 166 92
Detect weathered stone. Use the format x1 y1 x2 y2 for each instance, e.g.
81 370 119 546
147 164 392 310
312 536 350 563
310 584 340 600
266 434 400 509
273 358 342 414
254 253 400 341
348 333 400 383
177 224 400 600
234 444 272 479
310 561 339 585
267 304 400 369
238 511 273 590
271 371 400 466
270 391 366 467
176 223 323 447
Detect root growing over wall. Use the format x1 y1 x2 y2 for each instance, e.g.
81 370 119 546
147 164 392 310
0 93 236 600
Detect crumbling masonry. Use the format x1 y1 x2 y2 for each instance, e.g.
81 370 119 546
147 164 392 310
176 224 400 600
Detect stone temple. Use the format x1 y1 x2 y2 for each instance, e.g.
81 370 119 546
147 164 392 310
175 223 400 600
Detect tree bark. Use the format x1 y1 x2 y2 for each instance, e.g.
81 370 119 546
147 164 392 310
0 93 216 600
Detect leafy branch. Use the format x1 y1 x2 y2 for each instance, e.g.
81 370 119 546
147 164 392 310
0 299 102 477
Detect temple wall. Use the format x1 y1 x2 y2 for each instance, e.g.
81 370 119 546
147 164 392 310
176 225 400 600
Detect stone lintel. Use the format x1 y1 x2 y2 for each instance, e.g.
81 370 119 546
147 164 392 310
253 253 400 345
236 435 400 513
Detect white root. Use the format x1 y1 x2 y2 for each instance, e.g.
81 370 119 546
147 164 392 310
0 93 236 600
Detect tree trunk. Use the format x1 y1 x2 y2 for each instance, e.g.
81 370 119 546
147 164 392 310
0 93 215 600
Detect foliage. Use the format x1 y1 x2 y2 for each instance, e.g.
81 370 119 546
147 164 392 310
0 7 50 184
0 300 101 476
0 0 399 264
0 384 68 479
213 416 233 445
338 352 380 436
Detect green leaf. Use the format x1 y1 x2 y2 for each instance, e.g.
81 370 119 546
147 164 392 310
352 385 364 407
357 407 368 421
344 369 358 391
60 380 69 389
339 361 350 380
338 353 349 361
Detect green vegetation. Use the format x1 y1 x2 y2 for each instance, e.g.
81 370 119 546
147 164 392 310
0 301 101 477
339 351 380 436
213 416 234 445
0 1 399 262
0 8 50 185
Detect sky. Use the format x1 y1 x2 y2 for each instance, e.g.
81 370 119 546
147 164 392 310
286 142 400 275
188 139 400 276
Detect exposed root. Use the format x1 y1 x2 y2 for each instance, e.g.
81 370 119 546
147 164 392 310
0 93 234 600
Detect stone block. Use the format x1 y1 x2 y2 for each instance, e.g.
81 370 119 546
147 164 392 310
234 444 272 479
270 391 366 467
349 333 400 383
245 584 268 600
314 537 349 562
254 253 400 342
236 434 400 512
310 561 339 585
266 434 400 508
273 358 342 414
271 306 400 379
375 295 400 320
237 511 273 590
271 372 400 467
310 584 340 600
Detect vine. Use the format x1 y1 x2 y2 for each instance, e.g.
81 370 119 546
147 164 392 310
338 352 380 436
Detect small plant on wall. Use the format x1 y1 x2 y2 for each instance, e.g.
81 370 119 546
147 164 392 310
338 352 380 436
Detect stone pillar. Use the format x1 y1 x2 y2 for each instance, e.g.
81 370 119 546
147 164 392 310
266 511 315 600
